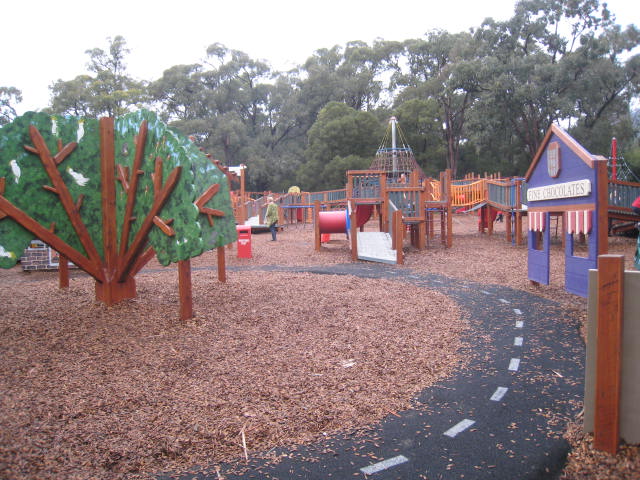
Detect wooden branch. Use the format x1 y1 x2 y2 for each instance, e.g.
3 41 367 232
152 216 175 236
53 142 78 165
75 194 84 210
151 157 163 202
195 183 226 226
118 120 148 257
201 207 225 226
0 195 104 281
199 206 225 216
100 117 118 279
195 184 220 208
48 222 55 233
130 246 156 276
27 125 103 269
116 166 182 281
42 185 58 194
116 164 130 191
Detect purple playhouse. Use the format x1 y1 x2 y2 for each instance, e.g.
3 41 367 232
525 125 609 297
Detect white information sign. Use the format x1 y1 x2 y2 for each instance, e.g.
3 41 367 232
526 179 591 202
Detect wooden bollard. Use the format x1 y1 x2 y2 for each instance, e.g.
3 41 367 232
594 254 624 454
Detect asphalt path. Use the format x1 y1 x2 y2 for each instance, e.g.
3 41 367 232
160 262 585 479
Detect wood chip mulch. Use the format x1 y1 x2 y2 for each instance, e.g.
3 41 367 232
1 214 638 479
0 261 464 479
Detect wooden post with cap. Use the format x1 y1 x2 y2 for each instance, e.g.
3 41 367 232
593 254 624 454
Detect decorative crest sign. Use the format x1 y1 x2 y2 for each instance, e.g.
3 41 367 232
547 141 561 178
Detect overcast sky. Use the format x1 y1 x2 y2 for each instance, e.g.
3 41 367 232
2 0 637 114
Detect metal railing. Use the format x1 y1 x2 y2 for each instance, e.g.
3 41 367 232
349 171 384 200
608 180 640 211
487 178 525 210
387 188 421 219
308 189 347 204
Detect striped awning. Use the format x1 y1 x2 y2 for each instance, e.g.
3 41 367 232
566 210 592 234
528 211 546 232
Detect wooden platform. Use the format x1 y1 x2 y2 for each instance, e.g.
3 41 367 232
356 231 397 264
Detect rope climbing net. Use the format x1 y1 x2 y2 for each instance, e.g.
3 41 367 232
369 119 425 179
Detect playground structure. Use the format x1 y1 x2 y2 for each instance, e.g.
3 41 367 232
525 124 640 296
228 126 639 272
230 168 529 265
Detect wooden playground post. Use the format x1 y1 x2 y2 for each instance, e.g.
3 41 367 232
445 169 453 248
58 255 69 288
410 170 419 187
178 259 193 320
596 158 609 255
217 246 226 283
239 165 247 224
350 200 358 261
515 179 523 245
381 189 389 233
417 187 427 249
394 209 403 264
487 205 494 235
594 254 624 454
314 200 321 251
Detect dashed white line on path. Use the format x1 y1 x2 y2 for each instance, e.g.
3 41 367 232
515 320 524 329
514 308 522 315
499 298 510 304
508 358 521 371
360 455 409 475
481 290 491 295
444 419 476 438
514 336 523 346
490 387 509 401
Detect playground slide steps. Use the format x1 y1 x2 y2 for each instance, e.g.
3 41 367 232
356 231 397 265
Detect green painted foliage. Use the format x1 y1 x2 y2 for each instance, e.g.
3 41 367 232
0 110 237 269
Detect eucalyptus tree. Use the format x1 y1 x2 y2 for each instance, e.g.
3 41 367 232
148 64 206 123
563 22 640 133
294 40 392 117
337 41 388 110
0 86 21 126
397 30 483 177
471 0 639 165
150 44 275 180
49 36 148 118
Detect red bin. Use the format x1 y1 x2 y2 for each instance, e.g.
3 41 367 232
236 225 252 258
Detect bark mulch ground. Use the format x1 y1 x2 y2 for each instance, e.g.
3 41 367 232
1 214 638 479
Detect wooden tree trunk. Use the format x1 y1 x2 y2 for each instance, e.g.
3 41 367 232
95 276 137 304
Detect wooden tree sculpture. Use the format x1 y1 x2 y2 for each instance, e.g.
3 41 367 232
0 110 237 310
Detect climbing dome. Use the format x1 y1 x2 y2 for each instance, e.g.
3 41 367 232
369 117 425 180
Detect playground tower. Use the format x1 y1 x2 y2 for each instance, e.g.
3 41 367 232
369 117 425 180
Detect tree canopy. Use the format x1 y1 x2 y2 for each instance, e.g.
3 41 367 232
6 0 637 189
